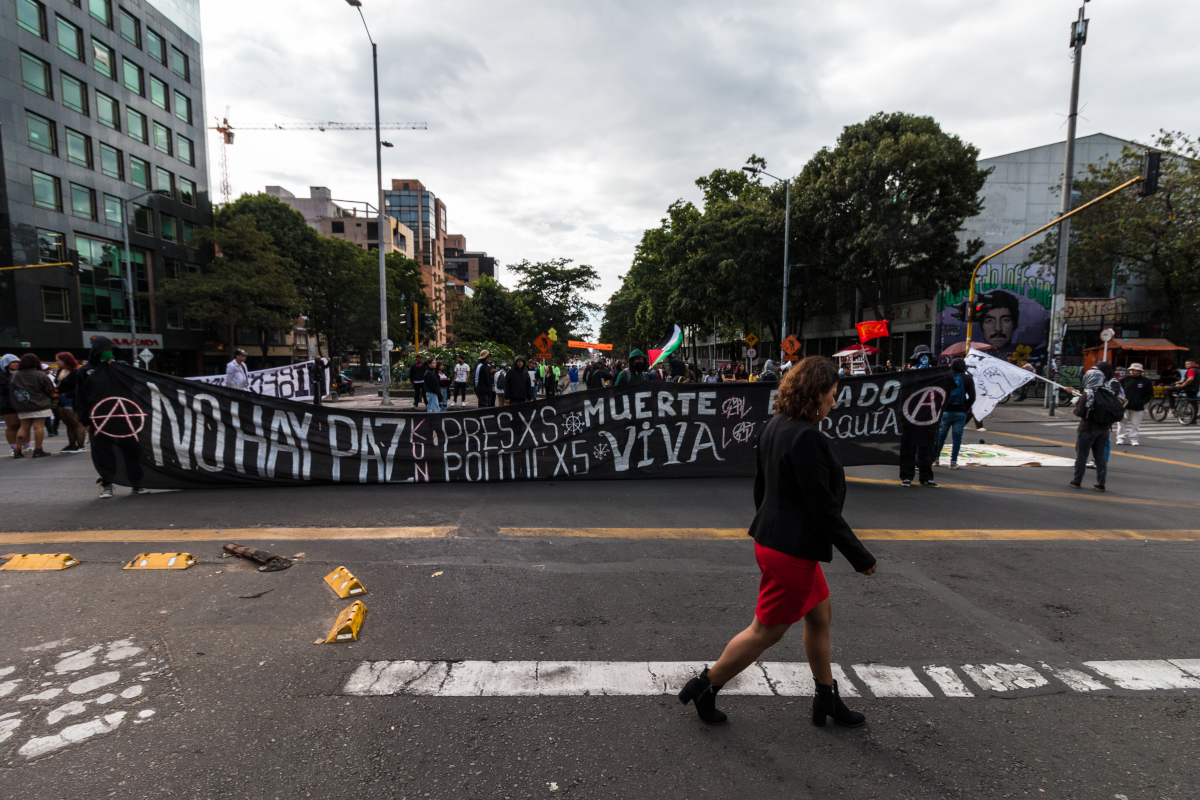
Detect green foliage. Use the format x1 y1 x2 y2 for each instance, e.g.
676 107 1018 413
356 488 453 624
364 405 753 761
508 258 600 360
153 214 301 363
450 274 538 351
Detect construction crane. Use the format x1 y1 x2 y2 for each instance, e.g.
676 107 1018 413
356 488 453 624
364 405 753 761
209 113 427 204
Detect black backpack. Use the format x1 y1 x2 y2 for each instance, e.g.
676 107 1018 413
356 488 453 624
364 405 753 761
1088 390 1126 426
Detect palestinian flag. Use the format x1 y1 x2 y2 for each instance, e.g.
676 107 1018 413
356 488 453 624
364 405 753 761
648 324 683 367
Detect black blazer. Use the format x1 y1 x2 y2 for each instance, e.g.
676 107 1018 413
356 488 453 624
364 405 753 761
748 415 876 572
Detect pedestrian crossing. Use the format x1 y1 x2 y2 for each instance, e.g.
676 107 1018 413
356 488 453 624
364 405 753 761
1040 420 1200 444
342 658 1200 699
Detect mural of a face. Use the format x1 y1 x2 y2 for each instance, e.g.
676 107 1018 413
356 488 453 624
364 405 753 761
982 307 1015 349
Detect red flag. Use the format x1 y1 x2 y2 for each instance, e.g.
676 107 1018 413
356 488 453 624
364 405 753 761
856 320 889 343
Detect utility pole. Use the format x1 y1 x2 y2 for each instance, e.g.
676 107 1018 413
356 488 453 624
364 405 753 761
1047 0 1089 415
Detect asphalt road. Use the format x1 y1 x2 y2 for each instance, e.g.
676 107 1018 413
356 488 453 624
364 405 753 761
1 404 1197 799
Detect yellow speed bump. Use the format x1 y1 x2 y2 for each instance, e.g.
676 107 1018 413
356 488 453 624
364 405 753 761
123 552 197 570
325 601 367 643
1 553 79 570
324 566 366 598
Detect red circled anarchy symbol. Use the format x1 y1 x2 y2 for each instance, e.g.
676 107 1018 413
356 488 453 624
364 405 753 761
91 396 148 439
901 386 946 427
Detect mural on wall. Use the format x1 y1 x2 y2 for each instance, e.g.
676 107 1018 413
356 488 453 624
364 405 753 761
937 264 1054 367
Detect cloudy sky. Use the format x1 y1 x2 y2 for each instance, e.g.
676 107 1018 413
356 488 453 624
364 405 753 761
199 0 1200 307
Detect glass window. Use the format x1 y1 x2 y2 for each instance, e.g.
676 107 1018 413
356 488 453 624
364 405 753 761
103 194 123 226
177 135 194 166
65 128 92 168
17 0 47 38
119 8 139 46
173 91 191 124
160 213 177 242
71 183 96 219
37 229 65 263
96 91 119 129
88 0 111 27
149 75 168 110
129 156 149 188
122 58 143 95
181 219 195 242
21 51 52 97
133 203 152 234
179 178 196 206
170 46 188 81
32 170 61 210
153 122 171 155
42 287 71 322
56 15 83 59
126 107 147 142
25 112 56 155
154 166 173 196
99 143 122 179
92 39 115 78
61 73 88 115
146 28 165 63
76 236 148 330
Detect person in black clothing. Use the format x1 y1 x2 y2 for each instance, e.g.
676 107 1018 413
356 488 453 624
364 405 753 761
409 356 427 408
667 354 687 382
505 356 533 404
474 351 494 408
308 357 328 407
678 357 876 727
585 360 611 391
1117 363 1153 446
934 358 975 469
77 336 147 498
1070 367 1116 492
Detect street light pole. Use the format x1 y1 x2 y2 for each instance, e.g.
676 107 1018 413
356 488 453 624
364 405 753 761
1047 0 1089 416
742 166 792 362
346 0 392 406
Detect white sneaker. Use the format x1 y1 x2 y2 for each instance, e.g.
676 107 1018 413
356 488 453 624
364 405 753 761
98 484 114 499
976 426 987 432
1131 441 1140 446
131 487 149 495
1115 439 1126 445
950 462 960 470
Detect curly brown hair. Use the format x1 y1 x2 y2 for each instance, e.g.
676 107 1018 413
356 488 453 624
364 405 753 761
773 356 839 422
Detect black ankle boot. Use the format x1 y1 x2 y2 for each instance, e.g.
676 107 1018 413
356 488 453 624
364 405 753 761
812 679 865 727
678 668 727 725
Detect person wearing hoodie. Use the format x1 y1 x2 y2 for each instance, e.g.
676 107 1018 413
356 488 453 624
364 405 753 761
613 350 648 386
935 358 976 469
0 354 20 456
9 354 56 458
586 360 612 390
758 360 780 383
505 356 534 405
77 336 148 498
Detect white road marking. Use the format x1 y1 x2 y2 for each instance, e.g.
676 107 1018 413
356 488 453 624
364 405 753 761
852 664 933 697
0 712 21 743
1084 660 1200 690
18 712 127 759
961 663 1049 692
1171 659 1200 676
923 666 974 697
761 663 860 697
67 671 120 695
0 665 14 677
0 679 23 697
54 646 101 674
1040 663 1109 692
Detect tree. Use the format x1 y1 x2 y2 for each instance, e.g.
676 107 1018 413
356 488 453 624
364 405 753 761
1025 131 1200 347
508 258 601 358
449 275 538 351
797 112 989 325
154 214 301 366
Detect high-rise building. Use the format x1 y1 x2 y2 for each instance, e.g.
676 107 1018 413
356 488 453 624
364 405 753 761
1 0 211 376
266 185 412 258
384 178 446 342
444 233 495 285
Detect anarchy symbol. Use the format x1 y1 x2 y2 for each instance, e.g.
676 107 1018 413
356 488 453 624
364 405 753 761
731 421 756 443
91 396 147 439
901 386 946 426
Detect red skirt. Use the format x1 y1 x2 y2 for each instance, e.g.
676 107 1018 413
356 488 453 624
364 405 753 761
754 542 830 627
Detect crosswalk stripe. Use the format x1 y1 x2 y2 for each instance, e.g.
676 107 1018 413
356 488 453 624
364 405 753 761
342 658 1200 698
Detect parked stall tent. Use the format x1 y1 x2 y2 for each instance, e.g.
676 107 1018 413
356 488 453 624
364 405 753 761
1082 338 1188 376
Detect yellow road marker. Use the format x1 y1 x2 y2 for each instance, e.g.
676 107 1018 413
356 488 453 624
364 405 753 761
1 553 79 570
123 552 197 570
985 429 1200 470
845 476 1200 509
325 601 367 643
0 526 455 546
324 566 366 598
498 528 1200 542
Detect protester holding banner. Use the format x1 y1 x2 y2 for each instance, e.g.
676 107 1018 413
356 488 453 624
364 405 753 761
77 336 147 498
679 357 876 727
474 351 494 408
614 350 648 386
505 356 533 404
225 349 250 390
453 357 470 407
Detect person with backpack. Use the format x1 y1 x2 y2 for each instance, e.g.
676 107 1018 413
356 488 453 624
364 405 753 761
1070 366 1124 492
935 358 975 469
613 350 648 386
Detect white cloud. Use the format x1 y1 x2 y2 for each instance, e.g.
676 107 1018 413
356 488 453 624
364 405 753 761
199 0 1200 304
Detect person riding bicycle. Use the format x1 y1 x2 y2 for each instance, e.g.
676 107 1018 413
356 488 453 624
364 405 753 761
1174 359 1199 399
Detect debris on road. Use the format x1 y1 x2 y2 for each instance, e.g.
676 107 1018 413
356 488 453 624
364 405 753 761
431 571 443 577
222 543 293 572
239 590 274 599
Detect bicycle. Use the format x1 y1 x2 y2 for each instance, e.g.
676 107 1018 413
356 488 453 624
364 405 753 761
1147 389 1198 425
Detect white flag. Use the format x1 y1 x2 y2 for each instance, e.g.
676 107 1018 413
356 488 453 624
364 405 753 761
964 351 1037 421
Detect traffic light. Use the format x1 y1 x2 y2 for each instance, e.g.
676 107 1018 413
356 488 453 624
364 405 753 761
1140 150 1162 197
420 312 434 329
66 249 80 276
401 312 412 328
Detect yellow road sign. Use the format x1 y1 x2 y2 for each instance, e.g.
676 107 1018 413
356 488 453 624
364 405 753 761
326 601 367 643
744 333 759 347
123 553 197 570
2 553 79 570
324 566 366 598
548 328 558 341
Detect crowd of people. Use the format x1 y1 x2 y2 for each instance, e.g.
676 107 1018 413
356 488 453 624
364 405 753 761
1 350 90 460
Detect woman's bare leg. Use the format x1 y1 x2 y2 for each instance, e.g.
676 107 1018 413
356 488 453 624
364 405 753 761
16 420 31 449
803 598 834 684
4 414 17 447
32 418 45 450
707 618 791 685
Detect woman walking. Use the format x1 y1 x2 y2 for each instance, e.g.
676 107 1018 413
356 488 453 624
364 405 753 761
8 353 56 458
55 353 89 453
678 356 877 726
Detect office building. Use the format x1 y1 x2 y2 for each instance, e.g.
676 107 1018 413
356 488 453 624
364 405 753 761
444 233 495 285
265 185 412 258
1 0 211 375
384 178 446 342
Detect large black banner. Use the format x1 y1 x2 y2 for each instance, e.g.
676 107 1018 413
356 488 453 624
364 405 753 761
87 364 953 488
